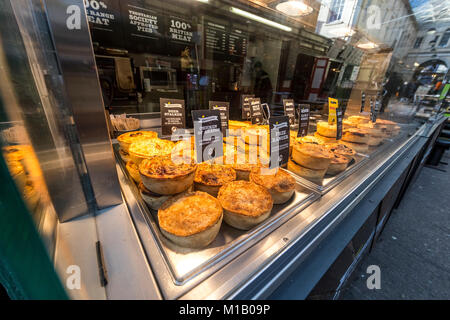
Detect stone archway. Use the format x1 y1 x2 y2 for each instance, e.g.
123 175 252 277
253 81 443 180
413 59 448 85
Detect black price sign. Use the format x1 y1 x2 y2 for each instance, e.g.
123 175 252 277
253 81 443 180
361 92 366 113
160 98 186 136
336 107 343 140
192 110 224 163
250 98 263 125
283 99 296 125
205 20 227 54
297 104 310 138
241 94 254 120
269 116 290 169
209 101 229 133
370 96 377 122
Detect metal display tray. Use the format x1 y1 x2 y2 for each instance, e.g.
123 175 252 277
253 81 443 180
115 147 318 285
291 123 419 194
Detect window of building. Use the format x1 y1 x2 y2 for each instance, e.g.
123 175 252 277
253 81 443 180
438 29 450 48
414 37 423 48
327 0 345 23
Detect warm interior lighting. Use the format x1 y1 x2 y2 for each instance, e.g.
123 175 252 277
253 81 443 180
427 28 436 34
275 1 313 17
230 7 292 32
357 42 378 49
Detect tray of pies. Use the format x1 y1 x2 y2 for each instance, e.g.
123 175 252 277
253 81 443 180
114 129 318 284
287 115 408 193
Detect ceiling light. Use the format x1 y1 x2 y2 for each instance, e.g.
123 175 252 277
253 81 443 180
230 7 292 32
328 26 355 38
427 28 436 34
275 1 313 17
414 62 420 67
357 42 378 49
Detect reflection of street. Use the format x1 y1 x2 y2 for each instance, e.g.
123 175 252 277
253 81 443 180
384 99 417 120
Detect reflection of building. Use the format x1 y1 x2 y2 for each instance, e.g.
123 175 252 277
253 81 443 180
404 22 450 84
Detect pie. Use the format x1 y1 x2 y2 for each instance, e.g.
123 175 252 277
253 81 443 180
316 121 337 138
249 167 295 204
324 143 356 161
240 125 270 146
314 132 337 144
117 130 158 152
217 180 273 230
139 182 193 211
327 154 351 175
340 140 369 153
126 161 141 183
288 159 327 181
194 163 236 196
291 143 333 170
139 155 197 195
158 191 223 248
129 138 175 165
342 128 370 144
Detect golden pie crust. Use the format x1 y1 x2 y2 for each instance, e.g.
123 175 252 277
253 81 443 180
118 130 158 152
291 143 333 170
327 154 350 175
194 163 236 196
139 155 196 195
158 191 223 247
342 128 370 144
250 167 295 204
240 125 270 146
129 138 175 165
126 161 141 183
347 115 370 124
325 143 356 161
314 132 337 144
218 180 273 231
340 140 369 153
316 121 337 138
288 159 327 181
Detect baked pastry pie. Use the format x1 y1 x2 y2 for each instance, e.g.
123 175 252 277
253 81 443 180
249 167 295 204
347 115 370 124
228 120 251 136
288 159 327 181
194 163 236 197
119 148 130 163
341 140 369 153
291 143 333 170
324 143 356 161
316 121 337 138
139 183 193 211
314 132 337 144
129 138 175 165
218 180 273 230
296 135 323 145
158 191 223 248
343 119 357 129
8 160 27 192
357 122 385 137
139 155 196 195
327 154 351 175
117 130 158 152
342 128 370 144
126 161 141 183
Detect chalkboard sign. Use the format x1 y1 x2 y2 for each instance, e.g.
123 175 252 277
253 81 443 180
297 104 310 137
336 107 343 140
370 96 377 123
209 101 229 133
269 116 290 169
283 99 296 125
85 0 125 48
361 92 366 113
192 110 224 163
241 94 254 120
205 20 227 54
250 98 263 125
160 98 186 136
228 28 248 57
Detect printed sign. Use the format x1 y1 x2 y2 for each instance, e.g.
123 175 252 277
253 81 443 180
160 98 186 136
297 104 310 138
370 96 377 122
283 99 296 125
361 92 366 113
250 98 263 125
336 107 343 140
192 110 223 163
328 97 339 124
269 116 290 169
209 101 229 133
241 94 254 120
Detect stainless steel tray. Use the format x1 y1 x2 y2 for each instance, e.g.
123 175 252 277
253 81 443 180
115 146 318 285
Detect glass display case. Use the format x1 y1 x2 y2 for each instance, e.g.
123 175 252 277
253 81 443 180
0 0 448 300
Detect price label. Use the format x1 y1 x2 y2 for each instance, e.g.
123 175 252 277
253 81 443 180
283 99 296 125
250 98 263 124
241 94 254 120
209 101 229 133
336 107 343 140
160 98 186 136
297 104 310 138
192 110 223 163
361 92 366 113
328 97 339 124
269 116 290 169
